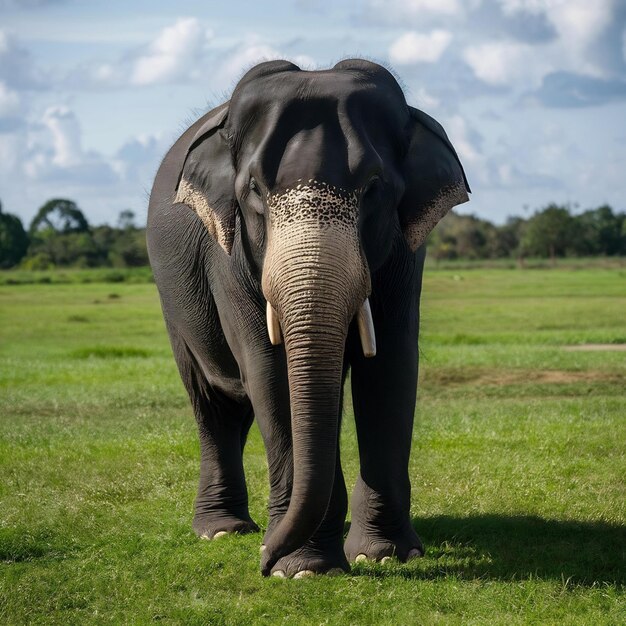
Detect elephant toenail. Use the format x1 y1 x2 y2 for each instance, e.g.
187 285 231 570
380 556 392 564
260 544 266 553
293 570 316 579
326 568 345 576
213 531 228 539
272 570 287 578
355 554 368 563
407 548 423 560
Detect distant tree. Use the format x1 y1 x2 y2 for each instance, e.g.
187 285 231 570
576 205 624 256
0 200 30 268
27 199 99 267
29 199 90 235
92 223 149 267
520 204 578 263
491 217 523 259
429 211 501 260
117 209 136 230
428 214 458 260
450 216 486 258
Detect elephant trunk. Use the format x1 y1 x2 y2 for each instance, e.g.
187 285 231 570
260 181 370 575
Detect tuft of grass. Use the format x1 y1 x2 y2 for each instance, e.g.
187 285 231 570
0 267 625 624
70 346 152 359
66 314 89 323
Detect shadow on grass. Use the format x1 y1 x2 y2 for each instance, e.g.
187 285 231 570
366 514 625 586
0 527 78 563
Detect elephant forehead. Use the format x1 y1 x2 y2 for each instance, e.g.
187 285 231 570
268 180 360 227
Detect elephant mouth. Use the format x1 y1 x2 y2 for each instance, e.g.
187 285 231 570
266 298 376 358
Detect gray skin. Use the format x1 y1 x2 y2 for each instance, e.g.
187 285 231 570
147 59 470 578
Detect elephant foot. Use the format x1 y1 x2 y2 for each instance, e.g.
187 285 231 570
344 521 424 563
193 514 259 540
263 539 350 578
345 478 424 563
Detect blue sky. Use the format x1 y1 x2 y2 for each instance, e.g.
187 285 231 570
1 0 625 226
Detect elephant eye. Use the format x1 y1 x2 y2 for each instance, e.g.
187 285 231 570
362 175 381 202
249 177 261 196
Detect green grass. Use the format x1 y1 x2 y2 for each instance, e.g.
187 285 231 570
0 266 154 286
1 268 625 624
424 256 626 270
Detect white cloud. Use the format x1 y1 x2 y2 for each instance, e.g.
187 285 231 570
444 114 561 192
464 0 617 90
24 106 116 184
219 42 284 84
463 40 551 87
113 132 166 184
217 40 319 86
552 1 613 43
42 106 81 167
389 30 452 64
414 87 440 110
78 18 214 88
404 0 460 13
463 41 526 86
0 29 45 89
291 55 317 70
0 130 22 175
130 17 212 86
369 0 462 18
79 19 312 91
497 0 615 76
445 114 482 166
0 81 20 117
0 0 62 7
499 0 613 43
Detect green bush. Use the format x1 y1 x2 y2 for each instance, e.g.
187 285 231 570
0 201 30 268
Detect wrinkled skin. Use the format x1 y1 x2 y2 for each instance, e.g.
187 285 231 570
147 59 470 577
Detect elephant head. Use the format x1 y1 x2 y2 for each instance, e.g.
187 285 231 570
173 59 470 574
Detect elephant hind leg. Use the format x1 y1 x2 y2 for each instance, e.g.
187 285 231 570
169 329 259 539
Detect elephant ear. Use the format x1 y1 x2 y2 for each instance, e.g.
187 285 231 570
174 103 236 255
398 106 471 252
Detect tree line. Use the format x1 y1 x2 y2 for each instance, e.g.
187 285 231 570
426 203 626 262
1 198 625 270
0 199 148 269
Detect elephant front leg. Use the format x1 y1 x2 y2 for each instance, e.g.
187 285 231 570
344 320 424 563
170 332 259 540
192 404 260 540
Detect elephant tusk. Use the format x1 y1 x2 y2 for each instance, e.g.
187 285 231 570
266 301 283 345
356 298 376 358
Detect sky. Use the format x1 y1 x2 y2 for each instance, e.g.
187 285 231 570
0 0 625 227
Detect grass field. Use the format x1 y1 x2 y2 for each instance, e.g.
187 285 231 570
1 267 625 624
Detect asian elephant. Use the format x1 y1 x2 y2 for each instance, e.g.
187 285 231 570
147 59 470 578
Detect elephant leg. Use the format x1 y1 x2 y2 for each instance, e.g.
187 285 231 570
344 315 424 563
253 362 350 577
169 330 259 539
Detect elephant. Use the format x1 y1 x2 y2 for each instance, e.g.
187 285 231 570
147 58 470 578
